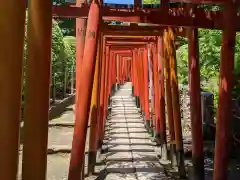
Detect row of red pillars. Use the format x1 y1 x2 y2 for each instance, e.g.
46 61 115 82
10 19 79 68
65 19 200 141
0 1 237 180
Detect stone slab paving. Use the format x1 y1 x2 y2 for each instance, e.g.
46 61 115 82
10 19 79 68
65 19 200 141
87 82 168 180
17 82 169 180
18 103 91 180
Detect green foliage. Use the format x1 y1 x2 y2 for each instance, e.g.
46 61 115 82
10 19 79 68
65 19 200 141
53 0 68 5
53 0 75 36
56 18 75 36
143 0 159 4
197 5 222 11
50 22 76 95
23 13 76 104
176 36 187 47
177 29 240 105
63 36 76 89
51 20 66 94
64 36 76 47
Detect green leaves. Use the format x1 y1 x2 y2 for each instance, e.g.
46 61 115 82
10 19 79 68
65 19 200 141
53 0 75 36
177 29 240 105
51 21 76 95
23 15 76 102
143 0 160 4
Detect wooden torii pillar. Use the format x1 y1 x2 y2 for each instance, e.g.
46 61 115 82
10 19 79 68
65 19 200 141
0 1 26 179
158 35 168 161
213 2 236 180
76 0 88 101
98 37 107 149
68 0 101 179
187 5 204 180
164 28 185 177
88 35 102 175
21 0 53 179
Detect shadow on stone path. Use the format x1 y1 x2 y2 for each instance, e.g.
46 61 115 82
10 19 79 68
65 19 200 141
86 82 168 180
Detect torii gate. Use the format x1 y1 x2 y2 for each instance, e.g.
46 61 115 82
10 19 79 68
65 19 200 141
0 0 237 180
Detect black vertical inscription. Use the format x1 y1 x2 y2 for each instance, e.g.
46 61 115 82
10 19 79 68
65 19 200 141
77 28 86 36
88 30 96 38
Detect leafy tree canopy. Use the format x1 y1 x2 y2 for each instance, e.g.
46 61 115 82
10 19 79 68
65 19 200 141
23 11 76 103
143 0 160 4
177 29 240 104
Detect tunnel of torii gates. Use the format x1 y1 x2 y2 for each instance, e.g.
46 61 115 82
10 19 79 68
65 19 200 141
1 0 239 180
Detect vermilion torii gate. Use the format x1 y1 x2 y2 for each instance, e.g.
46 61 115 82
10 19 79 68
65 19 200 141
0 0 237 180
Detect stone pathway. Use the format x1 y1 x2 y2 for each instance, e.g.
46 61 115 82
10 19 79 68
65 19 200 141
18 105 75 180
86 82 167 180
19 104 93 180
18 82 168 180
